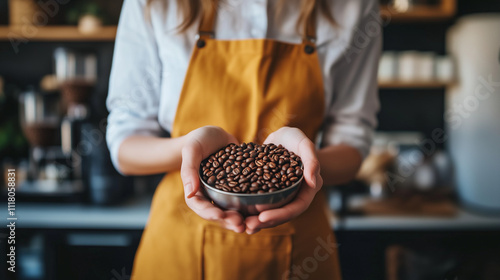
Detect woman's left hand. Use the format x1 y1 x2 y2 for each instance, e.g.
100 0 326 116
244 127 323 234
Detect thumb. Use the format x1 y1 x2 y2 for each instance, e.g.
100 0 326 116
181 140 203 198
298 138 320 189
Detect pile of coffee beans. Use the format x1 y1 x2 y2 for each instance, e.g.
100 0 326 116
200 142 303 194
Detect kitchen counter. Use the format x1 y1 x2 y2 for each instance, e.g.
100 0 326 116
333 195 500 231
0 195 152 230
2 194 500 231
333 209 500 231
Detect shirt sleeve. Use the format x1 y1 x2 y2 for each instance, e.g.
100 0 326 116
106 0 163 173
321 2 381 159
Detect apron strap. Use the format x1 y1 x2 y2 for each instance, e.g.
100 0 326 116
198 0 219 40
302 3 317 54
303 4 317 44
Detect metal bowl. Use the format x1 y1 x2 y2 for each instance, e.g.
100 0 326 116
200 174 303 216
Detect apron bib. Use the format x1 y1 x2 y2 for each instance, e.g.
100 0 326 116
132 2 341 279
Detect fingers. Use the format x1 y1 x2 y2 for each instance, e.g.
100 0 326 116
185 193 246 233
259 185 315 223
296 137 321 188
244 216 264 234
221 210 246 233
185 192 247 233
302 157 321 190
244 182 317 232
185 193 226 221
180 140 203 198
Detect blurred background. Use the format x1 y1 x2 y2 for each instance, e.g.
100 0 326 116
1 0 500 279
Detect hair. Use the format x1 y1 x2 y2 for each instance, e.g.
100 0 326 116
146 0 335 34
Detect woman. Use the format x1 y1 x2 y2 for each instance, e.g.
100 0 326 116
106 0 380 279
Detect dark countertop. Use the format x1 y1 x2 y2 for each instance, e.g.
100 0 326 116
2 194 500 231
1 195 152 230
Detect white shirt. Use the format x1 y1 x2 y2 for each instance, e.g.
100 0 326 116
106 0 381 172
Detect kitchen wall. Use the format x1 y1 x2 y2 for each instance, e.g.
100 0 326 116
2 0 499 144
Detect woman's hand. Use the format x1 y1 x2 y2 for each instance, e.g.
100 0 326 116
180 126 246 233
245 127 323 234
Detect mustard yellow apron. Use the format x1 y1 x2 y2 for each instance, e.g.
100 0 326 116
132 2 341 279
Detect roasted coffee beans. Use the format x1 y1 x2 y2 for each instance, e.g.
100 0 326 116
200 143 303 194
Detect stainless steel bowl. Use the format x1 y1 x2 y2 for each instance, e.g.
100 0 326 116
200 175 303 215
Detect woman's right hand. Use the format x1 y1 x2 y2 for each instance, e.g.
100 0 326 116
180 126 246 233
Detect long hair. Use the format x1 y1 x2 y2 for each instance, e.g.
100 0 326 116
147 0 335 34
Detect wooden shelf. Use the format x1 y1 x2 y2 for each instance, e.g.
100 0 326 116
0 26 117 41
0 0 456 41
381 0 456 22
378 80 456 89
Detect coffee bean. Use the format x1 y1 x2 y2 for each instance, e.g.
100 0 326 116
228 181 238 187
207 176 216 184
238 177 249 183
295 169 303 177
232 168 241 176
242 167 252 176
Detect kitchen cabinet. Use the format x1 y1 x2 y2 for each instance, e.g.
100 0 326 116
2 194 500 280
0 0 457 42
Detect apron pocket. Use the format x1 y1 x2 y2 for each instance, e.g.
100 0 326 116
202 225 292 280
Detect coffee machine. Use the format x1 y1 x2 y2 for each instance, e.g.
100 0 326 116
17 48 97 200
19 87 85 199
18 47 133 204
